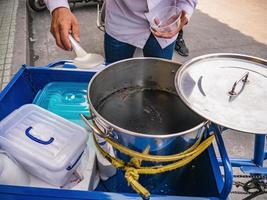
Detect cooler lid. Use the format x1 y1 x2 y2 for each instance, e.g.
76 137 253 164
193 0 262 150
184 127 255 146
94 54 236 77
0 104 88 171
175 53 267 134
33 82 89 124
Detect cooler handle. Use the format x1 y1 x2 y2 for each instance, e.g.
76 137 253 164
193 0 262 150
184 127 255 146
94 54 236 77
66 151 84 171
25 127 54 145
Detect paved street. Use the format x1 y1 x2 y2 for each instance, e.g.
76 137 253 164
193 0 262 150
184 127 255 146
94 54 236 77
0 0 267 199
28 0 267 65
0 0 18 90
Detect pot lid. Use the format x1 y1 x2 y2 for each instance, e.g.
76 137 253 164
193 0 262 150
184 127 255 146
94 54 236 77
175 53 267 134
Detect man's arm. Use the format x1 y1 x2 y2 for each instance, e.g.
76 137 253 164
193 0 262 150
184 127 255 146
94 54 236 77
177 0 197 20
44 0 80 50
152 0 197 39
44 0 69 13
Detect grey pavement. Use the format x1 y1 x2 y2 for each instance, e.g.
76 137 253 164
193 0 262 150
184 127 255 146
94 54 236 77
0 0 18 91
1 0 267 199
28 1 267 65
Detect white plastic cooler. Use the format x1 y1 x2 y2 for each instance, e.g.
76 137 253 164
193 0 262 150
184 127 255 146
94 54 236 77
0 104 88 186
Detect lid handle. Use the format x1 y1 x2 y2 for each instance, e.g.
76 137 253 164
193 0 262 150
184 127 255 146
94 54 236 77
228 72 249 100
25 127 54 145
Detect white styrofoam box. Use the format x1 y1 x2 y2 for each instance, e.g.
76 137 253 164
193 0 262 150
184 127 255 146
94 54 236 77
0 104 88 186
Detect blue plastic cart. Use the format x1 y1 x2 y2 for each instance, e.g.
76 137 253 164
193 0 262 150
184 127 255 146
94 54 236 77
0 61 233 200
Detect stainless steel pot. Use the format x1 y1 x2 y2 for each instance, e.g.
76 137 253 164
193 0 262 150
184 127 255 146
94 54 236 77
85 57 207 156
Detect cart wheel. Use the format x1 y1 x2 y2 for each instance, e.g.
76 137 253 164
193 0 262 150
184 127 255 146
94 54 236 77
27 0 47 12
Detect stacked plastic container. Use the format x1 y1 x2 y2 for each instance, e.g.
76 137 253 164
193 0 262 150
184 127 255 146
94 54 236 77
0 104 88 186
32 82 98 189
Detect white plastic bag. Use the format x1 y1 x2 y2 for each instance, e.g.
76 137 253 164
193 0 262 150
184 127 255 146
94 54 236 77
0 150 30 186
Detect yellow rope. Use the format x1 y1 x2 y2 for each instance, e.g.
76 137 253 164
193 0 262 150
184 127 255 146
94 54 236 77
125 167 150 198
92 131 215 199
136 135 215 174
91 121 205 162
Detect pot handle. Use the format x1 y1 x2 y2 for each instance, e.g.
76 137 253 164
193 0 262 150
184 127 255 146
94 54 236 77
80 114 107 138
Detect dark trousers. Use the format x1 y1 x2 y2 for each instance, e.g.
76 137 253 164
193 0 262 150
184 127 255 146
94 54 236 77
104 33 176 64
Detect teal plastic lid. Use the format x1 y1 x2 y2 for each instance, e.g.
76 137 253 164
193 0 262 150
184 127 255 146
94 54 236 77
33 82 89 126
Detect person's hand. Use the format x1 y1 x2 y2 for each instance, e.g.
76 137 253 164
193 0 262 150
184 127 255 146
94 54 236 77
50 7 80 50
152 10 188 39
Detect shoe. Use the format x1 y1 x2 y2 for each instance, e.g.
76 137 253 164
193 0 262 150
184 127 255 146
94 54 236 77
175 38 189 57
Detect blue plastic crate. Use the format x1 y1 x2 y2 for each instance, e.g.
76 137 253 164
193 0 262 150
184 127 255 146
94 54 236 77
0 63 232 200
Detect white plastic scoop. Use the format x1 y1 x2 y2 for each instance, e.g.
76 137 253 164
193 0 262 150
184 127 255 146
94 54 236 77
69 35 104 68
